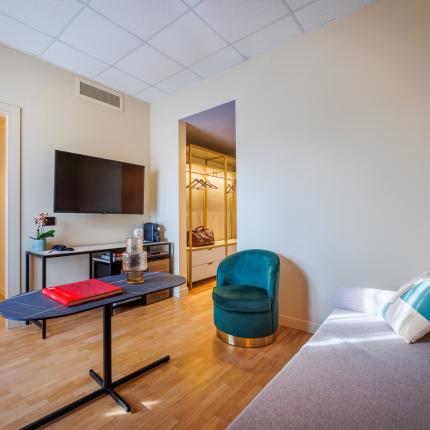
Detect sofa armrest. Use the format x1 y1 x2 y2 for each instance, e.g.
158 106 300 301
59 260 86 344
334 287 395 315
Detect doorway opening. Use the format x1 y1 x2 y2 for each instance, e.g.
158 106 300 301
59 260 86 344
181 101 237 290
0 102 21 325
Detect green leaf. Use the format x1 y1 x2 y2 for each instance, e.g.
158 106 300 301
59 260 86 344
38 230 55 239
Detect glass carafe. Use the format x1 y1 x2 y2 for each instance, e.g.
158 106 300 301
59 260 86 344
122 238 147 284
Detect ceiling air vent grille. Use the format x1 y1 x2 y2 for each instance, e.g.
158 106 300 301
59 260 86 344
76 78 123 111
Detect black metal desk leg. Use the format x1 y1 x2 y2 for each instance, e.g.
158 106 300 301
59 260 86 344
89 252 93 278
169 243 173 274
25 253 30 325
88 304 170 413
25 252 30 293
102 304 130 411
103 304 112 387
41 258 47 339
20 304 170 430
109 251 113 276
42 257 46 289
88 305 131 412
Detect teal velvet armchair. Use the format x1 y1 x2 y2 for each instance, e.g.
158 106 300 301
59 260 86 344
212 249 280 347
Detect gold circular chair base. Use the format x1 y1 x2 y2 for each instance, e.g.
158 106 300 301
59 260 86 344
216 329 275 348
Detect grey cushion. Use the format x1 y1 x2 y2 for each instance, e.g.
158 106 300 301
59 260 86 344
228 308 430 430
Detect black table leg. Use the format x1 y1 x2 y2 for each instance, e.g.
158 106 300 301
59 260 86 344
41 257 47 339
89 252 93 278
20 304 170 430
25 252 30 325
26 254 46 336
109 253 114 317
25 252 30 293
169 243 173 274
109 251 114 276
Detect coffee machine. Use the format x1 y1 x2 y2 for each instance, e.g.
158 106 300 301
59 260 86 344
144 223 161 243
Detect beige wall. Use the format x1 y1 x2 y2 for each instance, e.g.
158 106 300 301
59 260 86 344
0 43 150 290
151 0 430 331
0 116 4 297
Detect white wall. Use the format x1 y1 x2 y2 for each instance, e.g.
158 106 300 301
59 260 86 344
151 0 430 331
0 43 150 290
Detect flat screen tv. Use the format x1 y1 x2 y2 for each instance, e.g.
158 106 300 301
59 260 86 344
54 150 144 214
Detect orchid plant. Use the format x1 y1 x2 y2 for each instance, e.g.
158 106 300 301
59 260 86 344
31 212 55 240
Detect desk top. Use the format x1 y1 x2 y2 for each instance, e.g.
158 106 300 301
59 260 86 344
0 272 185 321
28 241 170 258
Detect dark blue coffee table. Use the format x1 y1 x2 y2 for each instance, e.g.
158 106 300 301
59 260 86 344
0 272 186 430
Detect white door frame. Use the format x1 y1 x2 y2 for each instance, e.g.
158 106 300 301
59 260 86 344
0 102 21 307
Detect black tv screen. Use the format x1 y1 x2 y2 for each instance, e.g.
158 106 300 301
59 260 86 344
54 150 144 214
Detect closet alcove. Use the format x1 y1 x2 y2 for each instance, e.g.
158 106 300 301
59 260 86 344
183 101 237 290
186 145 237 288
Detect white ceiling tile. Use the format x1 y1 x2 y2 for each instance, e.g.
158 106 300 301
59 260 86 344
96 67 149 94
42 41 107 77
157 69 201 94
190 47 244 79
116 44 182 84
195 0 287 43
182 0 202 6
135 87 167 103
285 0 315 10
234 16 301 58
89 0 187 40
0 0 83 36
0 0 378 99
149 12 226 66
295 0 374 31
60 8 141 63
0 13 53 55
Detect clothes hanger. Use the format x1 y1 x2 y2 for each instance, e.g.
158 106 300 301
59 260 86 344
226 184 236 193
196 178 207 189
187 177 219 190
205 179 218 189
186 178 202 189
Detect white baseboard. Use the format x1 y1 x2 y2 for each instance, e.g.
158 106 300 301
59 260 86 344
279 314 319 334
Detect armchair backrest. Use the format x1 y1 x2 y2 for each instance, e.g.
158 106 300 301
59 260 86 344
217 249 280 298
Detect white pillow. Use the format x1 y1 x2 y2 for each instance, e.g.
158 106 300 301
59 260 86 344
382 273 430 343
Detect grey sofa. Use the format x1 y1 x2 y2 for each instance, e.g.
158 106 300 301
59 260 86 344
228 287 430 430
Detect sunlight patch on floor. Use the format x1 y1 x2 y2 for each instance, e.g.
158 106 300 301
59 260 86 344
141 400 161 410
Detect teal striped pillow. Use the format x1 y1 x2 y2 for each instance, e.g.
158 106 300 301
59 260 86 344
383 277 430 343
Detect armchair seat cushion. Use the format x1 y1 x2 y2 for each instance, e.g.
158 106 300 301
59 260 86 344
212 285 272 313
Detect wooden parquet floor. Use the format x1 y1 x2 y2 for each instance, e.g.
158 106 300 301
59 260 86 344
0 280 311 429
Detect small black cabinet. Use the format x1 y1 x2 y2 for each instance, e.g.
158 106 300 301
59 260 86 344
94 260 122 278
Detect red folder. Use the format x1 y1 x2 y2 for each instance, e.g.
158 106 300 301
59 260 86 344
42 279 123 306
